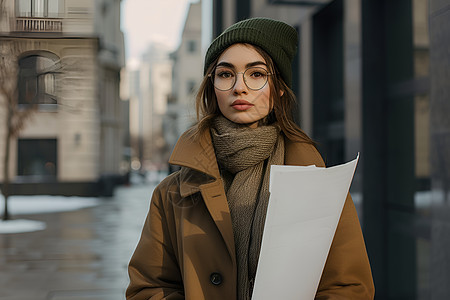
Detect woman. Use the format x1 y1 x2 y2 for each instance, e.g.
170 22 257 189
127 17 374 300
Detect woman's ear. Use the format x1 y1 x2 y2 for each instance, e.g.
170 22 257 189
280 90 285 97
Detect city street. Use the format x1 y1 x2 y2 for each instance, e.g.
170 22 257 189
0 183 156 300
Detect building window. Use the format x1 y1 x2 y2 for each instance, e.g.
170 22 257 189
18 55 58 106
187 40 197 53
16 0 65 18
17 138 57 179
187 80 196 94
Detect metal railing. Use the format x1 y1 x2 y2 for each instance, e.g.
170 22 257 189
14 17 63 32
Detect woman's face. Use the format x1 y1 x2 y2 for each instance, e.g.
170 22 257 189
213 44 272 128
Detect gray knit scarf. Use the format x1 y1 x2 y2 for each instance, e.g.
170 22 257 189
211 116 285 300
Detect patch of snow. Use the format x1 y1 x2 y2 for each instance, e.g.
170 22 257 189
0 194 100 215
0 219 46 234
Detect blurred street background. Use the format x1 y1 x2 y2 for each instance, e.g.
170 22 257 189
0 181 158 300
1 0 449 299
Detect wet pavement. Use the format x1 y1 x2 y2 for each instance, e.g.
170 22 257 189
0 183 156 300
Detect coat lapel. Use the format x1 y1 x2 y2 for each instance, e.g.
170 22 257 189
199 180 236 265
169 128 236 264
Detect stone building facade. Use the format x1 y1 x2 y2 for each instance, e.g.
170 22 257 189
0 0 126 196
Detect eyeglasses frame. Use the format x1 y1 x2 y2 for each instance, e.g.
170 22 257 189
208 66 274 91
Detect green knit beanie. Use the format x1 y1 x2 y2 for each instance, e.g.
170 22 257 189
204 17 298 88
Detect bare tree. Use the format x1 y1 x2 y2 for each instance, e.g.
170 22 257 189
0 34 66 220
0 39 39 220
1 0 70 220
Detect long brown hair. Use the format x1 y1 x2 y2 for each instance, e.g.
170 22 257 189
195 43 314 144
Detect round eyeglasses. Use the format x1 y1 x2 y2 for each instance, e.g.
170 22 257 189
208 66 273 91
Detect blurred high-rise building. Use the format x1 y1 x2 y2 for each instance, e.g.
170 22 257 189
164 0 203 160
123 42 173 173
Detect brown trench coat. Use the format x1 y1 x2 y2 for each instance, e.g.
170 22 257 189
126 128 375 300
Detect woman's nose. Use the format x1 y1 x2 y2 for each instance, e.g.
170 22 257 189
233 73 248 94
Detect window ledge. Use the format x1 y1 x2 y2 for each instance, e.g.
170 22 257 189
18 104 58 112
14 17 63 33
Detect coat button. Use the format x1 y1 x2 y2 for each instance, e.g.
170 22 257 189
210 272 223 285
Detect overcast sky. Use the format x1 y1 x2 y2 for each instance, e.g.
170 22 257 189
121 0 192 64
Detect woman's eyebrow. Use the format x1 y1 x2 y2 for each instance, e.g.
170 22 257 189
216 61 267 69
216 62 234 68
246 61 267 68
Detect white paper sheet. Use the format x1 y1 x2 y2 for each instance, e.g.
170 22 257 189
252 154 359 300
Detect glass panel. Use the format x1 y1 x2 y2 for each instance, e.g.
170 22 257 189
382 1 432 298
388 210 417 299
412 0 431 299
17 0 32 17
18 56 38 104
412 0 430 188
187 40 196 53
44 73 55 95
24 78 38 104
35 55 54 72
417 237 431 299
48 0 60 18
18 139 57 178
413 0 430 78
19 56 57 105
414 94 430 183
33 0 45 17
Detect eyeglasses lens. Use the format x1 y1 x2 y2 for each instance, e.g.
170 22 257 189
212 67 269 91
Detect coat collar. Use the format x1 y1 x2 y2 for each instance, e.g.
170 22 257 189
169 127 221 197
169 126 324 197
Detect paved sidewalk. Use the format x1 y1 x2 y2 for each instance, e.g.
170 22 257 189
0 184 155 300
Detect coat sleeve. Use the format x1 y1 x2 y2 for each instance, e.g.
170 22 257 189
126 182 184 300
315 193 375 299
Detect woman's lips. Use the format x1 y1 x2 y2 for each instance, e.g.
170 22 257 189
231 99 254 111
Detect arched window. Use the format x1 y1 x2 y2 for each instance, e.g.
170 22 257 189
18 55 58 105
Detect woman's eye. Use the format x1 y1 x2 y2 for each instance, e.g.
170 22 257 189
218 71 233 78
250 71 266 78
